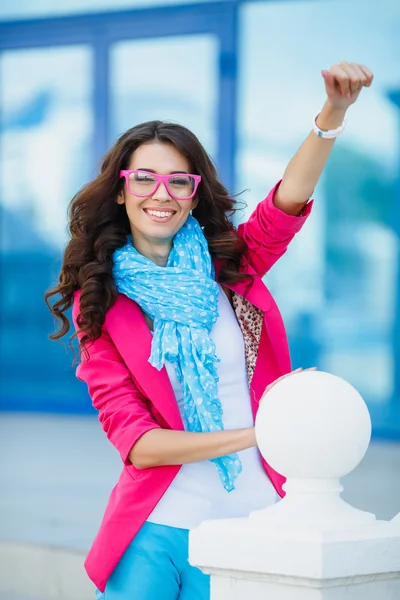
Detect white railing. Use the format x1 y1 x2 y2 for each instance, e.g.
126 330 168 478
190 371 400 600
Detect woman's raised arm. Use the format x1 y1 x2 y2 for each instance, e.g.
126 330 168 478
274 61 374 216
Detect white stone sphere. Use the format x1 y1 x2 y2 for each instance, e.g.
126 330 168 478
255 371 371 479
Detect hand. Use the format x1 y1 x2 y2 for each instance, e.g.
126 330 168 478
261 367 317 400
321 61 373 111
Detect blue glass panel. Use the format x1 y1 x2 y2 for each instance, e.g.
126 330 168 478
110 35 218 159
0 46 93 411
238 0 400 436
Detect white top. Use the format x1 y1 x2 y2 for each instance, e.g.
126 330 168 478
147 285 277 529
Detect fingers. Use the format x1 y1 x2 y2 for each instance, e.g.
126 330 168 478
263 367 317 395
321 69 336 86
329 64 352 97
342 63 363 94
359 64 374 87
328 61 373 98
263 375 288 395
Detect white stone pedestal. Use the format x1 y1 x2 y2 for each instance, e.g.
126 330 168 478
189 371 400 600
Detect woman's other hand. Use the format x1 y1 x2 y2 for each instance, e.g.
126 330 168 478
261 367 318 401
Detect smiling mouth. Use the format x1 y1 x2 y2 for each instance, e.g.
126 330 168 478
144 208 176 217
143 208 177 221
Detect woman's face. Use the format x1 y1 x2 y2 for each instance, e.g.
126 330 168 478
118 141 198 261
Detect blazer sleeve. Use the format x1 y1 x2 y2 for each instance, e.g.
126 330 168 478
72 294 161 464
237 180 313 277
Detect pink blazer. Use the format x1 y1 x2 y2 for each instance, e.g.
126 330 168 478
72 180 313 592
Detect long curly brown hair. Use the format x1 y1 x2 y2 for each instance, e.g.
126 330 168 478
45 120 252 352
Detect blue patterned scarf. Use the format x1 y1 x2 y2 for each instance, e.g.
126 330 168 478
112 215 242 492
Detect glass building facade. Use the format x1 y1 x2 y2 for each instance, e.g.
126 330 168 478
1 0 399 437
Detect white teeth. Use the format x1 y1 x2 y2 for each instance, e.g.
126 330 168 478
146 210 174 218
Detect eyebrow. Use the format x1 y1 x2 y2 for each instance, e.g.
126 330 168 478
135 168 189 174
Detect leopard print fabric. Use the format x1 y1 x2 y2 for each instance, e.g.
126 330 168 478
232 292 264 387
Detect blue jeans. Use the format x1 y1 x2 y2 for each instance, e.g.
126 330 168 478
95 521 210 600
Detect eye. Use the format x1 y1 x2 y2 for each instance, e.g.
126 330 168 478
134 172 156 183
170 176 190 186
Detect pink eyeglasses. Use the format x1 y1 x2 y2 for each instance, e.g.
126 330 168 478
120 170 201 200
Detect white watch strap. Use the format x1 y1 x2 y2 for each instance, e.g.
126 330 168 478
313 112 346 139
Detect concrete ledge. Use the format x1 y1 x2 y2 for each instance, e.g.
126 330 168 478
0 541 93 600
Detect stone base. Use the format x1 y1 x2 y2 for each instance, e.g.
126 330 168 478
209 570 400 600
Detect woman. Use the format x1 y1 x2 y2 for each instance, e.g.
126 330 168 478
45 60 373 599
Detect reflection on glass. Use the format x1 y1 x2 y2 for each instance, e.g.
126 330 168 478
0 45 93 411
110 35 218 160
238 0 400 430
1 45 93 249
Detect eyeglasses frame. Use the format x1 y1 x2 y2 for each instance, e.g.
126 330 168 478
119 169 202 200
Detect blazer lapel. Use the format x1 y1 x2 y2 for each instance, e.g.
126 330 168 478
232 278 291 374
217 260 272 314
217 260 290 374
106 294 184 431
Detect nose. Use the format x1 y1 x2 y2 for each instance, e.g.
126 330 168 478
152 181 172 202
